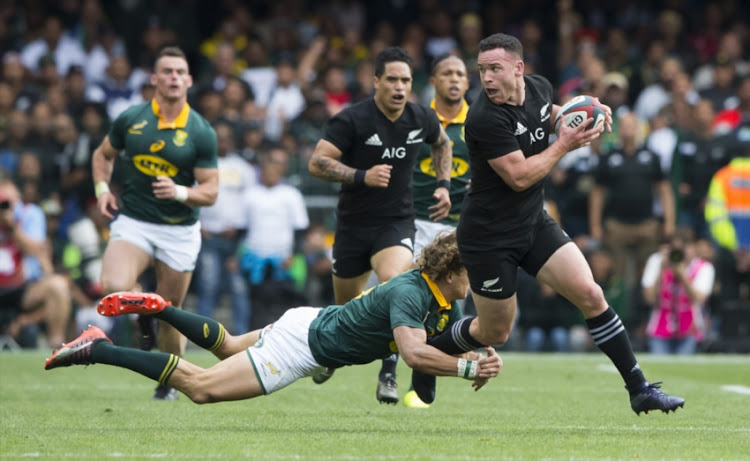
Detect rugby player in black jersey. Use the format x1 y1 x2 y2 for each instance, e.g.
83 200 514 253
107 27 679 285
308 46 453 404
423 33 684 415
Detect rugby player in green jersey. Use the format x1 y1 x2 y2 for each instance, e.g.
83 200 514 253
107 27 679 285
401 53 472 408
90 46 219 401
45 232 502 404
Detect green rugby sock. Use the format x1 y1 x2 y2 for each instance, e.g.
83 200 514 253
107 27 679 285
153 306 226 351
91 342 178 385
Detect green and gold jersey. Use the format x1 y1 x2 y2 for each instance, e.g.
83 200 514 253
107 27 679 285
413 99 471 225
308 269 463 368
108 99 218 225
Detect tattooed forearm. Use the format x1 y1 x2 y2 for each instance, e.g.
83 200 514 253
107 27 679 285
430 129 453 181
310 155 357 183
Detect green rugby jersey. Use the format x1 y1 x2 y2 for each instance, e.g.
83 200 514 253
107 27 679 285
308 269 463 368
108 99 218 225
413 99 471 225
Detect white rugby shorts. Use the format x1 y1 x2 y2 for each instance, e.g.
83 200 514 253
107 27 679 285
413 218 457 263
109 214 201 272
246 307 323 394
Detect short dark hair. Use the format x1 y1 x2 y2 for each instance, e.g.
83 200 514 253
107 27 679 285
154 46 188 70
374 46 412 77
478 33 523 59
430 53 456 76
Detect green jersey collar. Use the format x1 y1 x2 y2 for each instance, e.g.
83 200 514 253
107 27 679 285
151 99 191 130
430 98 469 128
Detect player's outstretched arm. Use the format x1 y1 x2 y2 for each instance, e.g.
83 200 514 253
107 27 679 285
394 326 501 380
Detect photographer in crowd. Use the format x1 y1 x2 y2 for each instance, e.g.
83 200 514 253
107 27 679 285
641 228 715 354
0 180 71 347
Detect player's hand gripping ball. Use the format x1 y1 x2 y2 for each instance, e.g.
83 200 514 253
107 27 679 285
554 95 606 135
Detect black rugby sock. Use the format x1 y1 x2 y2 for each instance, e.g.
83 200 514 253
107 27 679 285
427 317 485 355
153 306 226 351
586 307 646 391
380 354 398 378
91 341 179 385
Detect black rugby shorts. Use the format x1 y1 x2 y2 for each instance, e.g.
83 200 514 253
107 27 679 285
457 211 571 299
332 217 416 278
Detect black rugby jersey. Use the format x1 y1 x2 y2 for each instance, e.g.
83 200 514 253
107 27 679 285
462 75 554 232
323 98 441 226
594 147 664 223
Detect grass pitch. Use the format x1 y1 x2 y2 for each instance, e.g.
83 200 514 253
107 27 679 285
1 351 748 460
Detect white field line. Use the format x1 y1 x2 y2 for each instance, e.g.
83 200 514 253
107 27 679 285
722 384 750 395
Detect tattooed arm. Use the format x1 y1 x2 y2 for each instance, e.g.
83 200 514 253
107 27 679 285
309 140 392 188
430 125 453 183
428 125 453 221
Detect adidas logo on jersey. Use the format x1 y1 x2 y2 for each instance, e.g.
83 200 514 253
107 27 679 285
514 122 528 136
365 134 383 146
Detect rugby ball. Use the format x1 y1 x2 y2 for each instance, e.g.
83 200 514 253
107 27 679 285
554 95 606 135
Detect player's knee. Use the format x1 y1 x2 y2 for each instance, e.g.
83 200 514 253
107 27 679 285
576 282 606 315
185 377 216 404
480 323 512 346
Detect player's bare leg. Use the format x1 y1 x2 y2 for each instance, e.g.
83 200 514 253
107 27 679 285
153 259 192 356
332 271 371 305
100 240 151 295
538 242 684 414
167 352 263 403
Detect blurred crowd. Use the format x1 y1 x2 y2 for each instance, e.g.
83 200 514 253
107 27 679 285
1 0 750 353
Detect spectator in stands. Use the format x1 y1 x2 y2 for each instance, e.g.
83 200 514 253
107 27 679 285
20 14 86 78
634 56 684 122
220 76 252 125
598 71 631 153
641 228 715 354
1 110 30 175
196 121 256 334
2 52 39 111
322 66 351 117
195 89 223 125
302 222 334 307
693 31 748 92
90 55 136 121
239 148 309 326
240 35 276 110
516 270 576 352
50 113 81 201
705 132 750 304
713 76 750 135
196 41 238 94
699 55 739 113
26 101 56 158
0 179 71 348
675 99 733 239
350 60 375 103
590 111 675 286
264 57 306 142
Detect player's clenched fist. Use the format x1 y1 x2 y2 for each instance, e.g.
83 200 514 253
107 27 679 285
364 164 393 188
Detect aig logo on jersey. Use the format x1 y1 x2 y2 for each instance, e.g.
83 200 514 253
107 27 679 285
133 154 179 177
382 147 406 159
